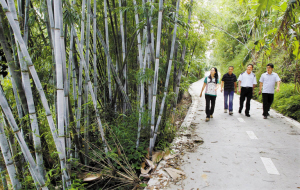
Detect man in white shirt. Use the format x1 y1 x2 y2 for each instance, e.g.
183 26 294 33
238 64 257 117
259 63 281 119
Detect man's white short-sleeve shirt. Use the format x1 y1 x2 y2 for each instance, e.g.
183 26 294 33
259 72 281 94
238 71 257 87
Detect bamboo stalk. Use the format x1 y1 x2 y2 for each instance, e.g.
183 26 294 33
0 14 26 119
53 1 66 184
23 0 30 45
0 161 8 190
46 0 55 48
0 117 22 190
104 0 112 103
0 85 47 189
56 1 69 187
136 47 147 148
84 0 91 166
75 0 86 160
149 0 164 157
93 0 97 101
0 0 71 186
153 0 180 145
72 26 109 153
95 26 132 111
132 0 144 112
6 0 46 181
173 0 193 118
119 0 127 112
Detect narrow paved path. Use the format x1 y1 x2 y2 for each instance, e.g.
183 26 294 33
167 75 300 190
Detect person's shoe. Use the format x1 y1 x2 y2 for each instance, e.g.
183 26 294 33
210 115 213 118
229 111 233 115
263 116 267 119
238 108 242 113
206 118 210 122
224 109 228 113
245 113 250 117
262 113 270 116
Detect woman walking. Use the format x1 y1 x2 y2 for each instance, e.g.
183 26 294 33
200 67 220 122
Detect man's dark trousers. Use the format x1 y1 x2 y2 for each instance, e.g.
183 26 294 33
262 93 274 116
239 87 252 114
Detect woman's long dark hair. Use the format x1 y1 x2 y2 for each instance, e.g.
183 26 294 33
208 67 218 84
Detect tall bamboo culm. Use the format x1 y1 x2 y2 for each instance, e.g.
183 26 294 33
0 161 8 190
85 0 91 166
7 0 46 181
149 0 164 157
0 117 22 190
0 85 47 189
153 0 180 145
76 0 86 159
95 26 132 110
54 0 70 187
93 0 97 102
136 47 148 148
104 0 112 103
173 0 193 117
119 0 127 112
72 26 109 153
1 0 71 186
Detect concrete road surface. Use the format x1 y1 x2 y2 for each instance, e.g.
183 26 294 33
166 76 300 190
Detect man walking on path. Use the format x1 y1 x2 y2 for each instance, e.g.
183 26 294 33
221 66 237 115
259 63 281 119
238 64 257 117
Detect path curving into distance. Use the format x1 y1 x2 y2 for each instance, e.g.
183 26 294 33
166 73 300 189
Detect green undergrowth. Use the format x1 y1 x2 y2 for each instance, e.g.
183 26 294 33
254 83 300 122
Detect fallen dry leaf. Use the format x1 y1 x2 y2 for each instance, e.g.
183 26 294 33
164 168 185 179
146 159 156 169
152 151 164 164
141 162 151 174
83 173 102 182
163 152 179 160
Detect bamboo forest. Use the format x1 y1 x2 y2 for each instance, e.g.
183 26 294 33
0 0 299 188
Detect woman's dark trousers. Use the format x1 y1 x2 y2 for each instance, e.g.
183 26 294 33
205 94 216 118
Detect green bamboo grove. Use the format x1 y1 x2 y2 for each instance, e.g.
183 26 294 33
0 0 205 188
